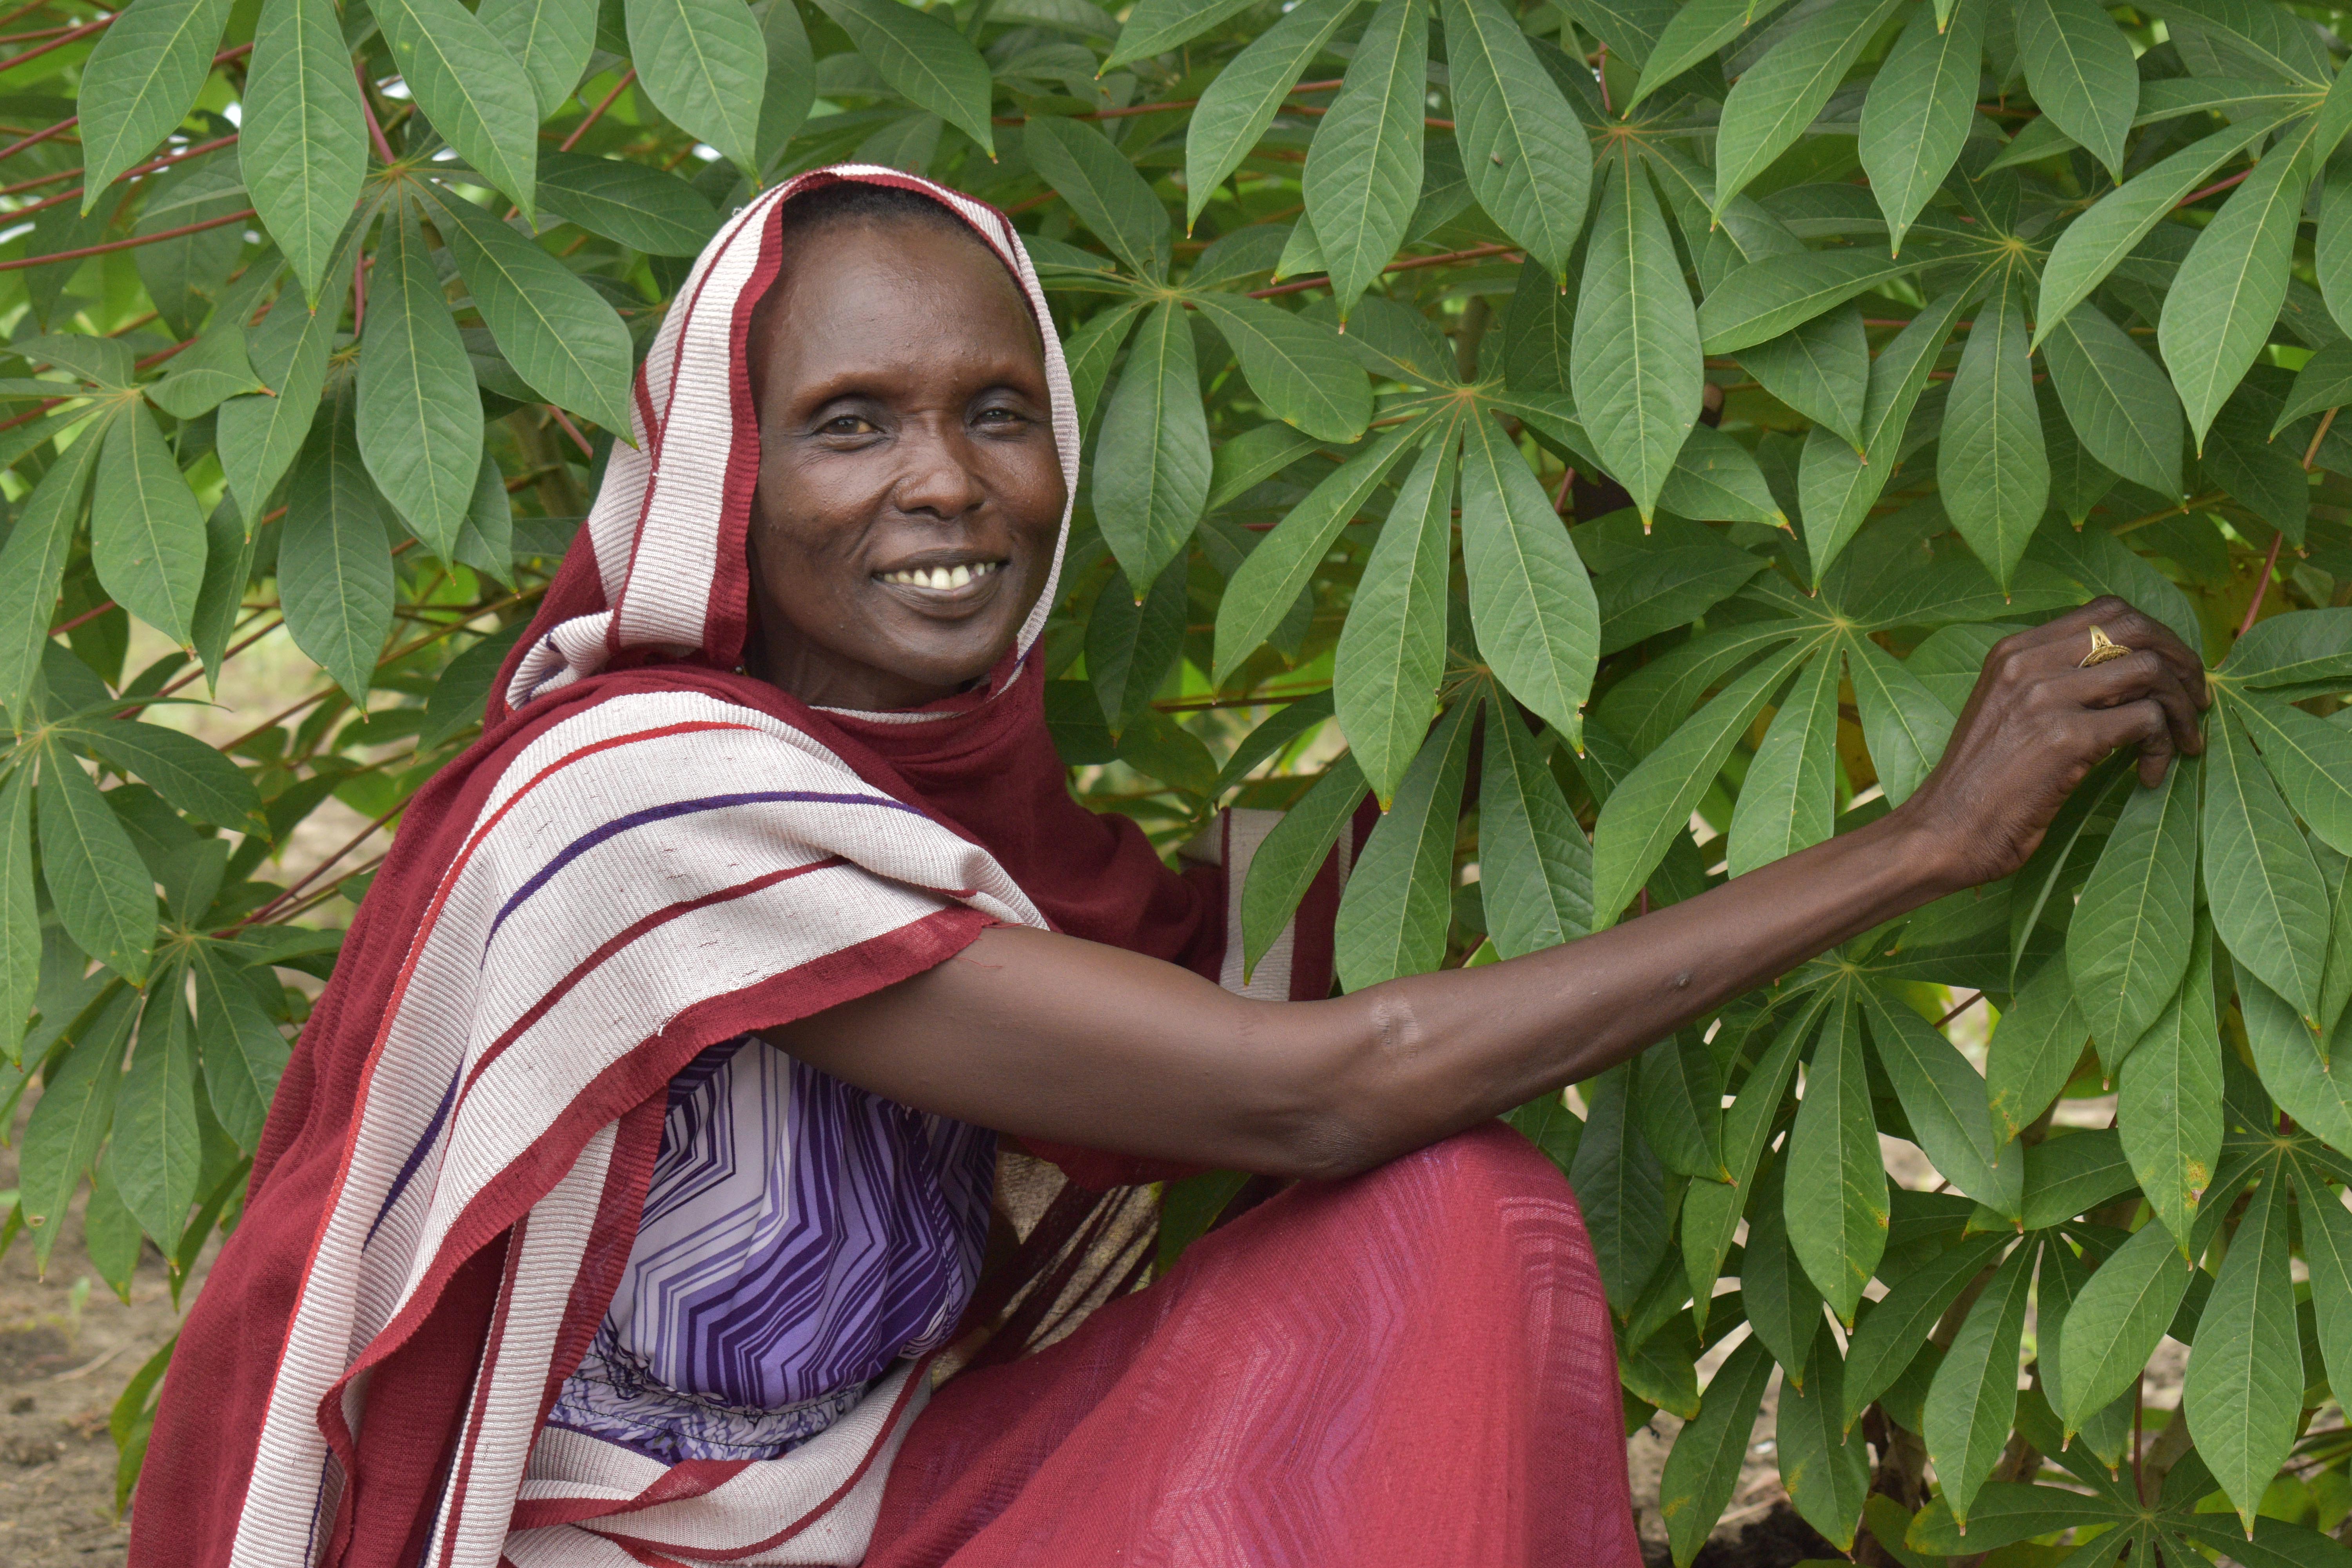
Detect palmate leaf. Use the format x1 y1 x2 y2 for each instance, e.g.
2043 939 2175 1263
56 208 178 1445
190 947 289 1154
432 190 635 436
1085 559 1187 736
2159 138 2318 447
1862 987 2022 1214
1478 701 1592 958
1939 272 2048 591
1440 0 1590 277
219 229 357 524
283 392 397 702
1922 1240 2034 1528
358 199 485 563
1710 0 1909 217
2068 755 2200 1068
2232 689 2352 857
1699 249 1936 358
39 746 157 988
536 151 720 256
1299 0 1427 321
812 0 995 156
1844 1232 2010 1424
1573 151 1702 524
1334 700 1474 988
242 0 368 302
2054 1216 2195 1433
1093 301 1213 590
2116 919 2225 1246
1573 1062 1673 1314
1631 0 1797 112
19 988 138 1267
479 0 597 119
1784 999 1887 1323
76 0 234 201
2205 701 2330 1018
113 984 201 1251
1683 996 1828 1307
1183 0 1361 230
1776 1338 1870 1551
1985 957 2089 1143
1659 1335 1775 1567
1026 116 1172 281
375 0 541 221
2018 0 2140 177
2185 1165 2302 1530
1725 646 1839 877
2289 1162 2352 1411
93 402 208 647
2238 961 2352 1151
2040 300 2186 499
1335 426 1458 804
0 421 105 724
1842 633 1956 807
1633 1028 1726 1182
628 0 767 172
0 769 36 1065
1189 293 1372 443
1591 641 1810 925
1736 306 1868 453
1859 0 1988 256
1458 407 1599 745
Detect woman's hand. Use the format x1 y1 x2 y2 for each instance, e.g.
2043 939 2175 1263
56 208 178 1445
1893 596 2210 894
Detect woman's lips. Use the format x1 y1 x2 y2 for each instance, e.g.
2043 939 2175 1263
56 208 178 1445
871 557 1009 610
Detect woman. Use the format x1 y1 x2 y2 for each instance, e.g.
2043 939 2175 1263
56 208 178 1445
134 167 2208 1568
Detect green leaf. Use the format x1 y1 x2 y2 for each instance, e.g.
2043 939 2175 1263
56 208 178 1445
1592 640 1810 926
1212 690 1335 798
1570 1062 1673 1314
2136 0 2328 85
2183 1166 2301 1531
432 189 636 436
2053 1216 2194 1432
39 750 156 987
113 985 200 1250
2158 143 2315 447
2025 519 2203 654
1183 0 1361 229
76 0 234 201
1859 0 1989 254
2224 606 2352 689
375 0 541 220
0 770 36 1063
1684 997 1831 1308
627 0 766 171
1906 1484 2127 1555
1748 1158 1829 1370
95 409 210 659
1334 699 1475 988
1573 151 1702 523
2116 922 2224 1245
1190 293 1372 442
1441 0 1590 276
819 0 997 154
1863 987 2022 1214
2206 701 2330 1018
1631 0 1795 111
74 721 260 831
2033 113 2292 350
219 236 355 523
2290 1162 2352 1412
2233 690 2352 858
358 200 485 562
2239 961 2352 1151
1922 1240 2033 1527
536 149 720 255
1086 559 1187 736
1212 422 1421 681
1786 999 1890 1321
479 0 596 118
1458 408 1600 742
283 393 396 702
1657 424 1787 525
1092 301 1212 590
1105 0 1263 70
18 989 136 1266
1797 286 1971 579
1726 645 1840 877
148 327 268 421
2068 742 2200 1066
1710 0 1909 216
2040 301 2186 499
2276 343 2352 434
1239 754 1369 976
242 0 368 302
0 424 104 724
189 950 287 1154
1777 1338 1871 1551
2016 0 2138 178
1025 116 1172 280
1635 1028 1726 1182
1986 956 2089 1143
1299 0 1427 321
1843 632 1955 806
1063 298 1146 436
1659 1336 1775 1567
1594 543 1766 655
1939 273 2048 591
1845 1232 2010 1422
1700 249 1937 356
1336 426 1457 803
1737 305 1869 454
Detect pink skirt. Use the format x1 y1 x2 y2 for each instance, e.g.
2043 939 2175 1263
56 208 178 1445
864 1122 1643 1568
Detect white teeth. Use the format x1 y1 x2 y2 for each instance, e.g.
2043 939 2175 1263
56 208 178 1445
880 561 1000 590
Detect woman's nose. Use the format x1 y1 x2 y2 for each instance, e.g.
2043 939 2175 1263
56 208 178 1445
891 425 987 519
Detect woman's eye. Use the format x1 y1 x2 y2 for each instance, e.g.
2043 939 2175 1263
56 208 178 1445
821 415 876 436
975 407 1024 428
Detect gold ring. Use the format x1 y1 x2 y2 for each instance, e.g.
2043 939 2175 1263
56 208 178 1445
2080 626 2132 668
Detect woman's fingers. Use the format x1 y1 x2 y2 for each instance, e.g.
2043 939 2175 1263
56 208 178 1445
2063 647 2205 758
2083 696 2177 787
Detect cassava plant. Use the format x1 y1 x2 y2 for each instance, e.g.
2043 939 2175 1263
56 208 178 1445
13 0 2352 1548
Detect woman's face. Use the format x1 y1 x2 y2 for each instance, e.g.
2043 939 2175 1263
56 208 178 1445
744 218 1065 710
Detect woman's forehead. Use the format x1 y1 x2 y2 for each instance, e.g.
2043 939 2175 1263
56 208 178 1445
752 219 1046 384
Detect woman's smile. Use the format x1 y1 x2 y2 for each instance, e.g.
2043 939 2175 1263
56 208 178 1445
873 555 1010 603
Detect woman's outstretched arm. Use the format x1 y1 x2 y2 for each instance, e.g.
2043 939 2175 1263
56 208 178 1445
769 598 2209 1180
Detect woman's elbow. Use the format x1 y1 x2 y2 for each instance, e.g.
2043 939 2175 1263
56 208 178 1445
1244 992 1428 1182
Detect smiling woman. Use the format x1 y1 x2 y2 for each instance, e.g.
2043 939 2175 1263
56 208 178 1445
132 167 2208 1568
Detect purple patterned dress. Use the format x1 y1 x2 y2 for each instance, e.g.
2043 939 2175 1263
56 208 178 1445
544 1036 996 1463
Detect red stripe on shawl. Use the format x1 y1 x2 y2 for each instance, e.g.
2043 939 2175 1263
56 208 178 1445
591 1352 936 1559
538 1089 668 1429
431 1213 533 1568
453 854 851 1107
699 192 785 673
